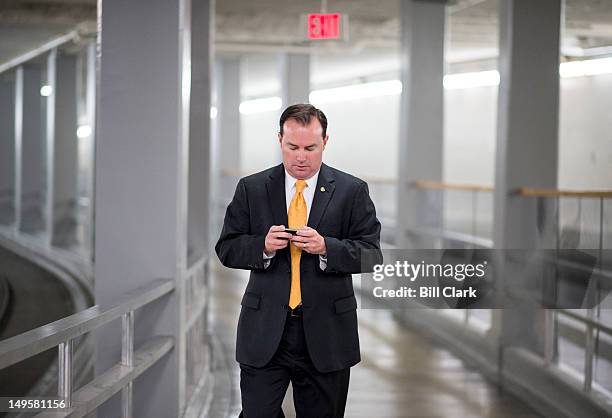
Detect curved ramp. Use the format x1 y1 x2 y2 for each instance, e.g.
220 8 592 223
0 245 75 397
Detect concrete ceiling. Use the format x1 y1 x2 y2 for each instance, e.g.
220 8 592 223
1 0 612 67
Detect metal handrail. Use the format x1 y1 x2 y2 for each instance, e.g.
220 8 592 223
403 179 612 397
558 309 612 336
36 336 173 418
0 278 173 369
517 187 612 198
557 306 611 393
414 180 494 192
0 278 175 415
413 182 612 198
516 190 610 391
0 31 79 74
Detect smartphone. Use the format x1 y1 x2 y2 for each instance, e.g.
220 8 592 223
284 228 299 235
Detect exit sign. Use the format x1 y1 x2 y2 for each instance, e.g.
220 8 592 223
307 13 343 40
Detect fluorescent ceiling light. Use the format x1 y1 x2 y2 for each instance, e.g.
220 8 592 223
308 72 499 104
560 61 587 78
581 57 612 75
237 57 612 109
76 125 92 139
210 106 218 119
239 97 282 115
40 85 52 96
443 70 500 89
309 80 402 104
560 57 612 78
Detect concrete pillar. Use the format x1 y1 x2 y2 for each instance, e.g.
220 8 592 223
215 56 241 220
95 0 213 416
79 43 96 252
279 53 310 106
0 75 15 225
19 63 45 234
217 57 241 177
494 0 561 248
188 0 214 260
72 45 95 252
494 0 561 356
49 53 79 247
43 51 56 244
396 0 447 249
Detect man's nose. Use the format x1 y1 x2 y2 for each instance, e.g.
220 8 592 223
296 152 306 161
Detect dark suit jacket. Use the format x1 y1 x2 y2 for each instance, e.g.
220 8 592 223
215 163 382 373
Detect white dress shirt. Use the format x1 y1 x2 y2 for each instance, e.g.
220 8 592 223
284 168 319 219
263 168 327 269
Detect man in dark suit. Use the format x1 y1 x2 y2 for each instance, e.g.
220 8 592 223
215 104 382 417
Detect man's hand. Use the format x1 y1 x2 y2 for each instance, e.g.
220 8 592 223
264 225 293 255
291 227 327 255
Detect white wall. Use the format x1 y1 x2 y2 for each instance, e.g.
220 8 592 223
240 95 400 180
240 112 280 173
316 96 400 179
444 86 497 185
559 74 612 189
442 73 612 189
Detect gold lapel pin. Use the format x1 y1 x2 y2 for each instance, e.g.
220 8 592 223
320 186 326 192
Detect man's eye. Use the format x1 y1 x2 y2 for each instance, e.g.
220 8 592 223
289 146 298 150
306 147 315 151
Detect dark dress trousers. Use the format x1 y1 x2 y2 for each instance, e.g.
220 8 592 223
215 163 382 415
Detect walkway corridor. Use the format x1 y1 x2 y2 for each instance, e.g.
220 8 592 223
207 263 540 418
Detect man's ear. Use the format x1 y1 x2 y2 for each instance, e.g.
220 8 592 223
322 135 329 150
278 133 283 145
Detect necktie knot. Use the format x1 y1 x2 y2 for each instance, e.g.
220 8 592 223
295 179 307 194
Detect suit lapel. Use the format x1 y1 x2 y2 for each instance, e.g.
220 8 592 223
308 163 335 230
265 164 288 227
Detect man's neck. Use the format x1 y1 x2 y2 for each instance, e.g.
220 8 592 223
283 165 322 182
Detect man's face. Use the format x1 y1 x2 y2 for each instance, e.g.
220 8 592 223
279 118 328 180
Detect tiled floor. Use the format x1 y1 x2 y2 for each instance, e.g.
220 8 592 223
208 263 540 418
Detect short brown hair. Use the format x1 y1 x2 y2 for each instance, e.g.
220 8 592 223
279 104 328 138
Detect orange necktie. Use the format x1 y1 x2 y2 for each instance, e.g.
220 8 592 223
288 179 307 309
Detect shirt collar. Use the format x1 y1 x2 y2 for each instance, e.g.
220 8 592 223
284 167 320 192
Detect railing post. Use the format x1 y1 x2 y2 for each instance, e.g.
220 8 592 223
122 311 134 366
555 196 560 252
583 196 606 393
58 339 73 407
471 189 477 238
599 197 604 272
544 195 560 368
121 311 134 418
544 310 555 367
584 315 594 392
13 66 23 234
44 49 56 248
